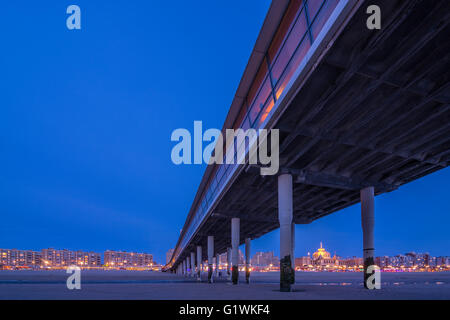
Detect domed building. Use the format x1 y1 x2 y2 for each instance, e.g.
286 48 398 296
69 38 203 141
313 242 331 260
312 242 338 267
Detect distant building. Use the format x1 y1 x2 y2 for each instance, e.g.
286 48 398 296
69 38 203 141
166 249 174 264
405 252 417 267
436 256 450 266
219 253 227 265
375 256 390 268
0 249 41 268
416 253 431 267
239 250 244 265
104 250 153 268
41 248 101 267
340 257 363 267
251 251 277 267
428 256 437 267
295 256 311 268
312 243 338 267
392 254 408 267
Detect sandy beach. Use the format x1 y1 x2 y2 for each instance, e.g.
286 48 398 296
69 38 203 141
0 270 449 300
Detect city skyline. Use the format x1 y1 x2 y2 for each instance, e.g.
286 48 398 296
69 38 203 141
2 237 449 270
0 248 155 269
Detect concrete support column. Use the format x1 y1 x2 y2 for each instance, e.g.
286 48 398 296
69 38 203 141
245 238 251 284
361 186 376 289
190 252 195 277
207 236 214 283
196 246 202 281
278 173 295 292
183 260 186 276
226 247 231 279
231 217 240 285
203 261 207 276
227 248 231 281
186 256 190 276
186 259 189 276
215 254 220 277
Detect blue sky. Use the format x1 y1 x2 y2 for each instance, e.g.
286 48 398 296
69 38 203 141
0 1 448 264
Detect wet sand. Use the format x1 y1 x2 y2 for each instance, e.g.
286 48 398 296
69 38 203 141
0 270 449 300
